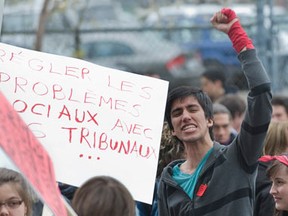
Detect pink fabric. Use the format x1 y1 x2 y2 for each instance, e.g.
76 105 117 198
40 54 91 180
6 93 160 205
259 155 288 166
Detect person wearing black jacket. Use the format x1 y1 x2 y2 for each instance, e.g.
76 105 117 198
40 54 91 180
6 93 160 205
158 8 272 216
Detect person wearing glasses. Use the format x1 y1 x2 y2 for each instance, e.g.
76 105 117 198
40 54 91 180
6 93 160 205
0 168 33 216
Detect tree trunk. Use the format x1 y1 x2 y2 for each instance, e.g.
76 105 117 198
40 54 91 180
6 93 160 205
35 0 50 51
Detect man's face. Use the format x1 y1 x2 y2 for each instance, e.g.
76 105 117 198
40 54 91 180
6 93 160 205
272 105 288 122
213 113 231 145
170 96 213 144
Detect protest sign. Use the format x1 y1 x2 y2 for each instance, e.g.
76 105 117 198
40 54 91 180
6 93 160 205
0 92 67 216
0 42 169 204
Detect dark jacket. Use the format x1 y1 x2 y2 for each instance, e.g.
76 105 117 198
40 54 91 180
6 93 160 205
279 211 288 216
158 49 272 216
136 180 159 216
254 161 274 216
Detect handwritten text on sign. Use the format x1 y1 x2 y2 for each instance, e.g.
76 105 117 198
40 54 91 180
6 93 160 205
0 42 169 204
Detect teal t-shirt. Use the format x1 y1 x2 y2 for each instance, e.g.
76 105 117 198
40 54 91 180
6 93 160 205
172 148 213 199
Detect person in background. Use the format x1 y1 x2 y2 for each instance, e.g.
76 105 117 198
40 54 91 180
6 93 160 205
200 68 226 103
0 168 33 216
200 67 238 103
158 7 272 216
255 121 288 216
72 175 135 216
218 93 246 133
271 95 288 122
58 182 77 204
259 154 288 216
212 103 237 145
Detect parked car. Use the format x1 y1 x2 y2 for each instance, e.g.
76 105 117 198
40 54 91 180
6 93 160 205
70 1 140 29
0 0 139 53
143 4 247 88
77 31 205 89
143 4 236 65
142 3 288 89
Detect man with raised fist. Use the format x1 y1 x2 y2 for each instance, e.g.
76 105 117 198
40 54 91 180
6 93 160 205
158 8 272 216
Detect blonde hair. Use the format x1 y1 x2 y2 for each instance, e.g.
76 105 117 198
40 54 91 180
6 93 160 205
263 121 288 155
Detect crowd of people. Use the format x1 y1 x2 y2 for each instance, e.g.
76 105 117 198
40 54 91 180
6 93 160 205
1 7 288 216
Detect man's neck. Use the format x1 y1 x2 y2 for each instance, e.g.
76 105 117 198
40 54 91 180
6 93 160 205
181 139 213 173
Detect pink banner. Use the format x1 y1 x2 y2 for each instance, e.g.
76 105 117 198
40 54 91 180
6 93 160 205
0 91 67 216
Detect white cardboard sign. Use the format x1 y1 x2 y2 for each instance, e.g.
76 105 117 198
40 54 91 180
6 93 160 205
0 42 169 204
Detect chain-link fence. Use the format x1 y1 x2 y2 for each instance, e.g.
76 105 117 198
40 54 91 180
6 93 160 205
1 1 288 93
254 0 288 94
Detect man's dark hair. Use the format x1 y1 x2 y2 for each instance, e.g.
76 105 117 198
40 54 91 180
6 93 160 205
165 86 214 139
202 68 226 87
271 95 288 114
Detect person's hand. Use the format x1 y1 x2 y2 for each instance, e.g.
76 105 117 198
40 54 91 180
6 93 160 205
211 8 254 53
210 9 239 34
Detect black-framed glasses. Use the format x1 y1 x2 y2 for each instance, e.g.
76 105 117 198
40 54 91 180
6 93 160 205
0 199 23 209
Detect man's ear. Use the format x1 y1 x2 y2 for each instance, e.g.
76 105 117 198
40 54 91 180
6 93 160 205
207 118 213 127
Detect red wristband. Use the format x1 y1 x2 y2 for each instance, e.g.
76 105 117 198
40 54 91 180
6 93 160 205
228 21 254 53
221 8 254 53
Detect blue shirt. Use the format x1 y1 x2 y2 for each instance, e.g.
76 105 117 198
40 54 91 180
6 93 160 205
172 148 213 199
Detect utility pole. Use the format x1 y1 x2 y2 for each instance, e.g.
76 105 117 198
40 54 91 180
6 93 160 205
256 0 279 91
256 0 268 73
268 0 279 91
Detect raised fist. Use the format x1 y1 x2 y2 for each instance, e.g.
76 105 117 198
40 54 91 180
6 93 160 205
221 8 237 23
210 8 239 34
